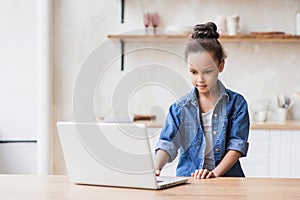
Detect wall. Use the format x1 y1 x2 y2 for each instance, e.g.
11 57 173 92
53 0 300 174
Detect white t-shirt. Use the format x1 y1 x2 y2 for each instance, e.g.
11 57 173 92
201 109 215 170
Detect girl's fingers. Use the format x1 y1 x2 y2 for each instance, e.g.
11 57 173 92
201 169 209 179
193 169 200 178
197 169 204 179
206 171 213 178
193 169 216 179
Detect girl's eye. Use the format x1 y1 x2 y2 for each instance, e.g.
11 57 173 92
189 70 197 74
204 70 212 74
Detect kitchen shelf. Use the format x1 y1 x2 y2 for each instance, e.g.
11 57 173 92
108 34 300 42
108 33 300 70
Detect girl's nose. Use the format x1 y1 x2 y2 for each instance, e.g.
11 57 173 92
197 73 205 82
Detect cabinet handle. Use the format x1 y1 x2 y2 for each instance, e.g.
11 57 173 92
0 140 37 144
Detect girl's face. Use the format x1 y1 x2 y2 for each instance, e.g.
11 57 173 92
187 51 224 95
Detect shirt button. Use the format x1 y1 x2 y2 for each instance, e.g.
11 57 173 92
213 113 218 118
213 131 217 135
215 148 220 152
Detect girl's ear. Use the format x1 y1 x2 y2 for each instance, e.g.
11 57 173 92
218 61 225 72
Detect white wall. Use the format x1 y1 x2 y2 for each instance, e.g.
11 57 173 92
53 0 300 174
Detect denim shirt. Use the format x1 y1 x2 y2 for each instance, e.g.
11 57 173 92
155 80 250 177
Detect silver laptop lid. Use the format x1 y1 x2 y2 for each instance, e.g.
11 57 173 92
57 122 159 189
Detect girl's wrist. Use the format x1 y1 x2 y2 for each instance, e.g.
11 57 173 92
212 169 220 177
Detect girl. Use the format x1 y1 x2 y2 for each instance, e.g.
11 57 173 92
155 22 249 179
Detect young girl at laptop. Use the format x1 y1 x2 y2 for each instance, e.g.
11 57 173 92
155 22 249 179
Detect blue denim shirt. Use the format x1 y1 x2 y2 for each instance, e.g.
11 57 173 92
155 80 249 177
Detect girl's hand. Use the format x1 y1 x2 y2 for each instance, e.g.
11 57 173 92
191 169 216 179
155 169 161 176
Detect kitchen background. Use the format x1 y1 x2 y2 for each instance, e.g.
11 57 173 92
1 0 300 175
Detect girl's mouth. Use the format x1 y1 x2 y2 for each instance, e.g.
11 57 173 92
197 84 207 89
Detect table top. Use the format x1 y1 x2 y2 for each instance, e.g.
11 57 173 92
0 175 300 199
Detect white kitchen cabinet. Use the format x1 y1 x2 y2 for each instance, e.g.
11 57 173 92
241 129 300 178
291 131 300 177
0 142 37 174
0 0 38 174
269 130 300 178
240 130 271 177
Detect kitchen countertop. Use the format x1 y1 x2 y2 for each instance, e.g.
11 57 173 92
250 120 300 130
135 120 300 130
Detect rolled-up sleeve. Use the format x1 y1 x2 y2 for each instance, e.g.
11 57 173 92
227 97 250 157
155 103 182 162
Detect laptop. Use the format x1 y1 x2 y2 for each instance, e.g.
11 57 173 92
56 122 188 190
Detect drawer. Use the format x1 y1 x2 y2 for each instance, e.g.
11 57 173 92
0 142 37 174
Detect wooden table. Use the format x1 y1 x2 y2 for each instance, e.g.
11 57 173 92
0 175 300 199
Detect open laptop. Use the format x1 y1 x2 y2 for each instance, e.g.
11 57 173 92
56 122 188 190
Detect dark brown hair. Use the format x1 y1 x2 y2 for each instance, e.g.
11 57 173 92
184 22 227 64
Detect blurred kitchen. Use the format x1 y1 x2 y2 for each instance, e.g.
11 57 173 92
1 0 300 178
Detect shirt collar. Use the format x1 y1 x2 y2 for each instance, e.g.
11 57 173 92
217 80 229 102
188 80 229 107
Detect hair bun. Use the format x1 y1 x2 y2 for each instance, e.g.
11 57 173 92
191 22 219 39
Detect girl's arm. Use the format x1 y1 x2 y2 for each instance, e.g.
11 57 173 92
154 149 170 176
192 150 241 178
155 103 182 176
212 150 241 177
